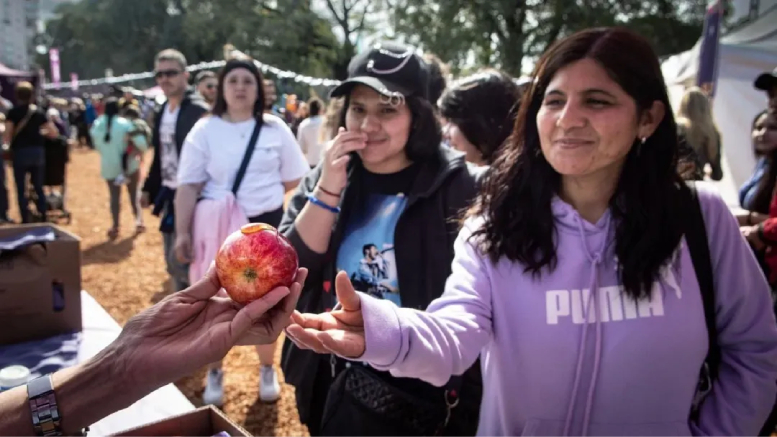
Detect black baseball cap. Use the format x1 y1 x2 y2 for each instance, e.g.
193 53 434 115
754 67 777 91
330 41 430 101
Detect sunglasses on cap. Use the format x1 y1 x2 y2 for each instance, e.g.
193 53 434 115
155 70 182 79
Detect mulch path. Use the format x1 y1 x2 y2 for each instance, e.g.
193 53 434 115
3 148 309 436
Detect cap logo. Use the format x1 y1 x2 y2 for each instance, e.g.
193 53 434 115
366 43 414 76
366 43 413 107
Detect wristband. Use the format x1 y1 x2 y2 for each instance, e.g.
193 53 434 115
307 193 341 214
317 185 342 198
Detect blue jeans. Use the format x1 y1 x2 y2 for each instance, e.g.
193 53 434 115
163 231 190 291
0 155 9 220
12 147 46 223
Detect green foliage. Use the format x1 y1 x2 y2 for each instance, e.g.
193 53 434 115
390 0 710 76
38 0 340 85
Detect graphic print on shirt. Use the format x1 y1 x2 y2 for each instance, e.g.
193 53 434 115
545 250 684 325
336 193 407 306
160 108 180 188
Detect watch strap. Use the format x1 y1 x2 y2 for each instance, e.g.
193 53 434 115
27 374 63 436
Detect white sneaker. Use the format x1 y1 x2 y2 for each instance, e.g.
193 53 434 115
113 174 126 186
259 365 281 402
202 368 224 407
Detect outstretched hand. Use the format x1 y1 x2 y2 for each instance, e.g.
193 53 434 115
285 270 366 358
112 265 308 392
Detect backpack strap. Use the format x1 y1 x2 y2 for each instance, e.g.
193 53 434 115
231 117 263 196
685 183 720 380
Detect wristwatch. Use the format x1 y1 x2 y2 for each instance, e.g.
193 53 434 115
27 374 63 436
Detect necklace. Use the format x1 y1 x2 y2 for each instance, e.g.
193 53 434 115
225 115 253 138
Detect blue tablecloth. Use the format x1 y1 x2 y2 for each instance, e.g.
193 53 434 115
0 332 81 382
0 291 194 434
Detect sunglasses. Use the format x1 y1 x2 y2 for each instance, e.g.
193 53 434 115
205 83 216 89
155 70 182 79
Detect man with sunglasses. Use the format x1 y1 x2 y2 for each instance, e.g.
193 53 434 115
141 49 209 293
194 71 217 108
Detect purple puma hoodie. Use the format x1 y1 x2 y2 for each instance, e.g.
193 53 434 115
352 188 777 436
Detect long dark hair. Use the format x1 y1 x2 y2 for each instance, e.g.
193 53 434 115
103 98 120 142
467 27 686 300
212 59 266 122
337 92 442 163
750 111 775 214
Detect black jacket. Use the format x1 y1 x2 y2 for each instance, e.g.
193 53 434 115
279 146 485 433
141 89 209 202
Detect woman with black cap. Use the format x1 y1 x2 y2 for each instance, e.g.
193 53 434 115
279 42 483 435
173 57 310 407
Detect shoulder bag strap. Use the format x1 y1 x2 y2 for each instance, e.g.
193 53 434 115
684 182 720 380
12 104 37 141
231 117 263 196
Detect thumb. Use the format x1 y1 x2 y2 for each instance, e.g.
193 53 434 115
180 263 220 300
335 270 361 311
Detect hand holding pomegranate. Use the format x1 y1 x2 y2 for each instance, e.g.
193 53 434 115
114 263 307 397
285 270 365 359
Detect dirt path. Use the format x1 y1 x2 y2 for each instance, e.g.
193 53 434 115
3 148 308 436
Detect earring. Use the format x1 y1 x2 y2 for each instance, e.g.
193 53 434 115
636 136 647 155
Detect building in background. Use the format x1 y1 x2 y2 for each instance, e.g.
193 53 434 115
0 0 38 70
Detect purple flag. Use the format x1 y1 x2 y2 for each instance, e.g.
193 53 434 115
696 0 723 98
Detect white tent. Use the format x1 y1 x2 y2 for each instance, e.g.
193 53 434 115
661 4 777 206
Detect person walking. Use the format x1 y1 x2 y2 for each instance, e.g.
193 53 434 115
90 98 148 239
140 49 209 292
2 82 57 223
175 58 310 406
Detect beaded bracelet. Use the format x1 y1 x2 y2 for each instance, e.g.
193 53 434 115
307 193 341 214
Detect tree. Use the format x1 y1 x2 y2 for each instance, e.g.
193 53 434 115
317 0 388 79
37 0 340 90
389 0 710 76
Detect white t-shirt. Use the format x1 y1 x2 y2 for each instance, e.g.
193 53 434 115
177 114 310 218
159 105 181 188
296 115 325 167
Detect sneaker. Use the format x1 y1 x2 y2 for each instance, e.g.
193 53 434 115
259 365 281 402
202 368 224 407
113 174 126 186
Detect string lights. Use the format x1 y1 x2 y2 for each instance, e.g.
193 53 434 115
43 58 341 90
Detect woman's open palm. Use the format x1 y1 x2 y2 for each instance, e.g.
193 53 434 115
285 271 366 358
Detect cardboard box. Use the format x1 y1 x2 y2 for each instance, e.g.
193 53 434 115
0 224 82 345
114 406 251 437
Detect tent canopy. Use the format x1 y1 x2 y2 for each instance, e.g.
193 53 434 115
661 4 777 206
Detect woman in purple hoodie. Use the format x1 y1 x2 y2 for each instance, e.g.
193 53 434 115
285 27 777 436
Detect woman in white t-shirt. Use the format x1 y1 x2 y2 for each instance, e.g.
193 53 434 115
173 58 310 407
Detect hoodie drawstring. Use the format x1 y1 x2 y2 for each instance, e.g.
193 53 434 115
562 214 611 436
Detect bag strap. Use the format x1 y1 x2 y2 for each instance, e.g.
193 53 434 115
231 117 263 196
684 183 720 379
12 104 37 141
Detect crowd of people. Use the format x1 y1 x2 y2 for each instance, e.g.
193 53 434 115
2 25 777 436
